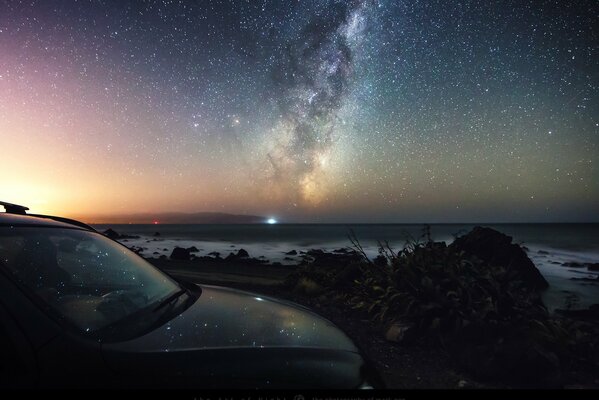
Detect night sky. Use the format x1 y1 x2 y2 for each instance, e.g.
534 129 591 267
0 0 597 222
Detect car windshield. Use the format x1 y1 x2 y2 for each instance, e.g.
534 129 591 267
0 226 182 336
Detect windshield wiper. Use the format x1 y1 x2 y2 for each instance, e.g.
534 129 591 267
153 289 187 312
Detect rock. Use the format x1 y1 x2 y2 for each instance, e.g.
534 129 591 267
587 263 599 271
385 322 414 343
522 246 529 252
102 228 139 240
562 262 584 268
153 231 161 237
103 228 121 239
159 255 167 260
450 226 549 290
163 248 168 251
208 251 220 258
153 251 159 255
223 248 250 261
285 250 298 255
334 248 349 253
187 246 199 253
284 257 294 261
538 250 549 255
170 247 191 261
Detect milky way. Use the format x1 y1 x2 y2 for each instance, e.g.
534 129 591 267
0 0 597 222
265 1 372 204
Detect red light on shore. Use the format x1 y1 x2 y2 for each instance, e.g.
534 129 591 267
153 220 159 225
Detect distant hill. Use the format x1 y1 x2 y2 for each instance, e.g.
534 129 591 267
84 212 267 224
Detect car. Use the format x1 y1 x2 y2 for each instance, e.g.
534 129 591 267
0 201 382 389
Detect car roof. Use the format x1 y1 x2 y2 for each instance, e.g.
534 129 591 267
0 212 91 230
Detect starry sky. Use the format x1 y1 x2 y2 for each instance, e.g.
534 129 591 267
0 0 597 223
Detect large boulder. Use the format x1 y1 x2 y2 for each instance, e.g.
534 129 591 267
170 247 191 261
103 228 121 239
450 226 548 290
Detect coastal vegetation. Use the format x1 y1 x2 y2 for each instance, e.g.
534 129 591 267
285 226 599 387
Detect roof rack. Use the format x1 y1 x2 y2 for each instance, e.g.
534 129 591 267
0 201 29 215
0 201 96 231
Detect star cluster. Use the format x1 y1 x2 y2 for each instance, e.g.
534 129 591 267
0 0 597 222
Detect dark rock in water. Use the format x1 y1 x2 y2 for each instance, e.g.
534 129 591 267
224 248 250 260
163 248 168 251
237 248 249 258
159 255 167 260
538 250 549 255
103 228 120 239
153 232 161 237
450 226 549 290
334 248 349 253
170 247 191 261
569 277 599 283
208 251 220 258
550 261 562 265
307 249 325 256
153 251 160 255
129 246 143 255
285 250 298 255
562 262 584 268
102 228 140 240
587 263 599 271
187 246 199 253
284 257 294 261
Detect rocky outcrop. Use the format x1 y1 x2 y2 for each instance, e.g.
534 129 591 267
450 226 549 290
170 247 191 261
102 228 140 240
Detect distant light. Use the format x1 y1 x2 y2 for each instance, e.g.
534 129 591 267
153 220 159 225
266 218 277 224
255 297 264 301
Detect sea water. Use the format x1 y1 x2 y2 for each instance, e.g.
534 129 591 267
92 223 599 311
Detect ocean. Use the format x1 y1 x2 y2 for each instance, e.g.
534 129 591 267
92 223 599 312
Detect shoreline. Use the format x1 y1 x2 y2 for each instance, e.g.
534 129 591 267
111 228 599 312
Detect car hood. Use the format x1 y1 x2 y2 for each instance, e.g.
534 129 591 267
101 285 365 388
105 284 358 353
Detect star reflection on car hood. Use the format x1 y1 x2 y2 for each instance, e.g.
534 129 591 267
103 285 358 352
